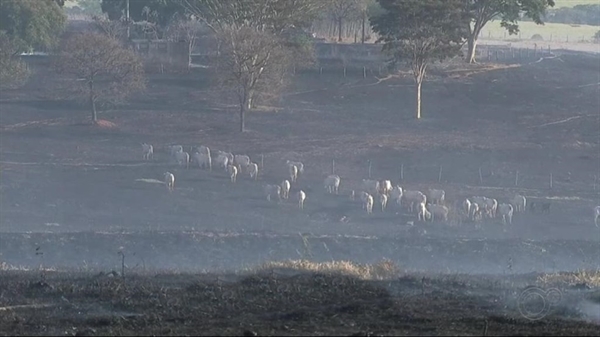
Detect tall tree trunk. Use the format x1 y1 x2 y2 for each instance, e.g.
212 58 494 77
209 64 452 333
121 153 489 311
416 79 422 120
361 15 365 44
466 34 479 64
89 81 97 122
240 92 248 132
337 19 342 42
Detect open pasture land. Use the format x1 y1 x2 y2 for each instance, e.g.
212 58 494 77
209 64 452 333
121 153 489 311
479 20 600 43
1 50 600 274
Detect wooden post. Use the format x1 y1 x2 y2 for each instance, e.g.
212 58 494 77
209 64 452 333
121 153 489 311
594 175 597 190
343 66 346 78
363 66 366 78
550 173 553 189
261 154 264 169
438 165 443 183
515 170 519 186
293 66 296 75
479 167 483 185
368 160 372 179
400 164 404 181
332 159 335 175
319 67 323 75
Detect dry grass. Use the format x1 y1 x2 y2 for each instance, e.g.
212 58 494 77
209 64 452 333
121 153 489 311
538 269 600 287
95 119 118 128
251 259 402 280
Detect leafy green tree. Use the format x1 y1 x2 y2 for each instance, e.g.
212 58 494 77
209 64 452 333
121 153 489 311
0 32 30 89
54 33 146 123
464 0 555 64
371 0 469 119
0 0 67 52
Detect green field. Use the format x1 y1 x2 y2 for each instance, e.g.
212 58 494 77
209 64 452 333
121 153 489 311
554 0 599 8
480 20 599 42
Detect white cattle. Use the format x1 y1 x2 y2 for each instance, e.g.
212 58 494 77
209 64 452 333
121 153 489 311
426 204 449 222
470 202 483 222
402 190 427 212
196 145 210 157
471 196 492 218
498 203 514 225
427 189 445 205
289 164 298 183
380 180 393 195
362 179 380 196
141 143 153 160
485 198 498 218
462 198 472 217
281 180 291 199
247 162 259 180
227 164 238 183
417 202 431 222
389 185 403 206
378 193 388 212
218 151 234 165
234 155 251 172
365 194 374 214
286 160 304 174
169 145 183 156
174 151 190 169
265 184 281 202
193 152 211 170
511 194 527 213
163 172 175 192
324 175 341 194
360 191 373 214
215 153 229 171
297 190 306 209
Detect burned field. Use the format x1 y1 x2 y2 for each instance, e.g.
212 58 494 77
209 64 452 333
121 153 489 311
0 50 599 334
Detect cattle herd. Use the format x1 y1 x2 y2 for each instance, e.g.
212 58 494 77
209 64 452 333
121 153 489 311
142 143 600 228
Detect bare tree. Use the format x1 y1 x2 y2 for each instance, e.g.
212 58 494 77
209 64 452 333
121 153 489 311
54 32 146 123
327 0 361 42
215 25 291 132
92 14 127 41
0 32 30 90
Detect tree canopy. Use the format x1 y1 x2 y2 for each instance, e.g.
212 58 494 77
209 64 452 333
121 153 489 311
0 0 67 52
464 0 555 63
0 32 30 90
371 0 469 119
54 33 146 123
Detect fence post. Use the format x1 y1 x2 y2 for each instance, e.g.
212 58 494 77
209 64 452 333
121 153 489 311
368 160 372 179
319 67 323 75
363 66 366 78
343 66 347 78
332 159 335 175
261 154 264 169
479 167 483 185
550 173 553 189
515 170 519 186
400 164 404 181
438 165 443 183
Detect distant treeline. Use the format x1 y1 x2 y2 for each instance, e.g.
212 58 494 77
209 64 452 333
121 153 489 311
523 4 600 26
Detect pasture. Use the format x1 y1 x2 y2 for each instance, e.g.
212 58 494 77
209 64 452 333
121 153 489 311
0 45 599 334
479 20 599 42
